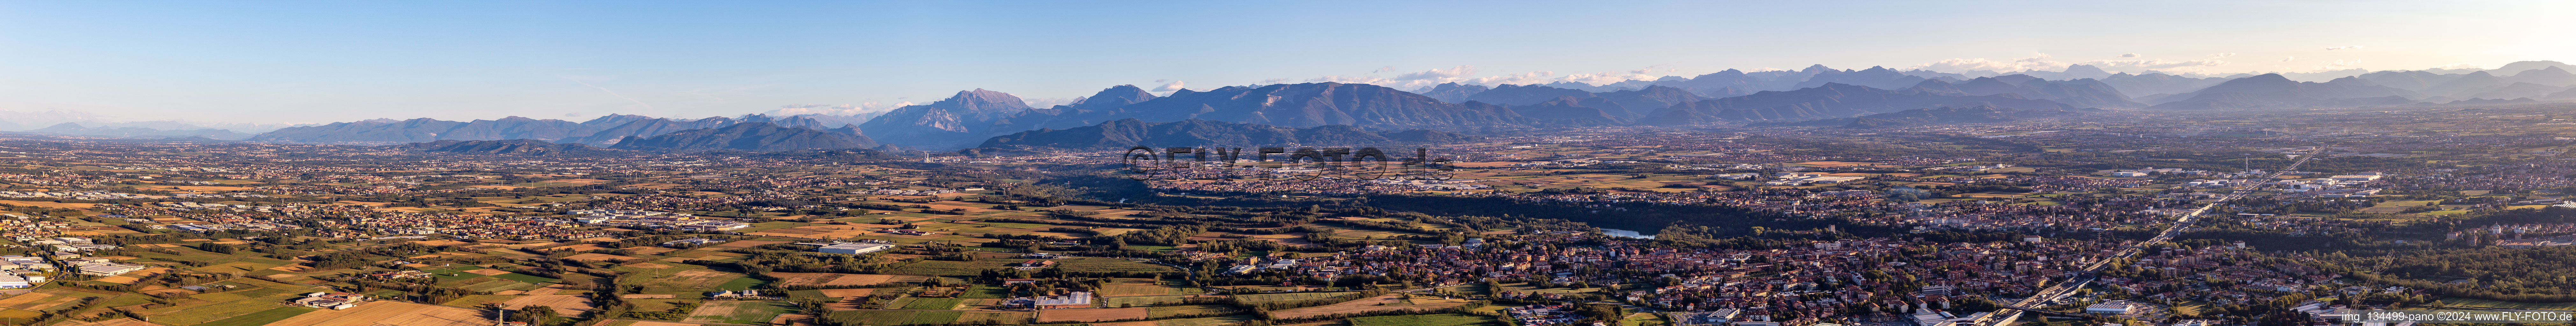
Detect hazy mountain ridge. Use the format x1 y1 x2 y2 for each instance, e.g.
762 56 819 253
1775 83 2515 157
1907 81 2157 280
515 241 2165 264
394 139 622 156
975 118 1481 150
26 123 251 139
1763 105 2091 128
608 122 879 152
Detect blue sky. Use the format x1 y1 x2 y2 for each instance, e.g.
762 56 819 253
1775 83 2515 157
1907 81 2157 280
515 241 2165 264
1 0 2568 124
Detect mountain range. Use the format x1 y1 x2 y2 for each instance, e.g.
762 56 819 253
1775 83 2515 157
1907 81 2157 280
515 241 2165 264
242 60 2576 152
393 139 621 156
1761 105 2092 128
608 122 879 152
976 118 1480 150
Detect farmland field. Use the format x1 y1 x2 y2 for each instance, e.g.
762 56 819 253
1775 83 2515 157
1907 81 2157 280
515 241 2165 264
194 307 317 326
899 297 965 310
1347 313 1501 326
1146 305 1241 318
1231 291 1354 303
1271 294 1465 319
954 311 1035 324
1101 295 1195 307
682 301 792 324
263 301 490 326
825 310 964 326
1037 307 1147 322
1152 315 1258 326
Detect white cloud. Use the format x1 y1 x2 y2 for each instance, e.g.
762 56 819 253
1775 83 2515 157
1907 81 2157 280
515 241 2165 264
2324 46 2363 50
2212 53 2237 58
1910 53 2068 72
764 101 910 116
2282 56 2296 62
2315 59 2364 70
1393 65 1477 80
1152 81 1187 92
1913 53 2239 74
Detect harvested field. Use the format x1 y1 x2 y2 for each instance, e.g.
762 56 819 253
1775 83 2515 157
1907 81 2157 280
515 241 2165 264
769 273 914 287
625 263 673 269
621 294 678 299
462 269 512 276
1037 308 1147 323
1269 294 1465 320
500 294 595 315
264 301 489 326
624 247 678 255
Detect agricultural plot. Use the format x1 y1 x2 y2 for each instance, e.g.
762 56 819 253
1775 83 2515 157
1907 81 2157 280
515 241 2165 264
899 297 965 310
262 301 490 326
825 310 964 326
1231 291 1354 303
1346 313 1501 326
768 273 918 287
1101 295 1196 307
682 301 793 324
1037 307 1147 322
500 294 597 315
1151 315 1258 326
1271 294 1465 320
885 257 1173 276
1146 305 1241 318
193 307 316 326
953 311 1034 324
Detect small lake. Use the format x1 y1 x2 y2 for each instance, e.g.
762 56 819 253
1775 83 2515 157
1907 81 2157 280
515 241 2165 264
1600 228 1656 239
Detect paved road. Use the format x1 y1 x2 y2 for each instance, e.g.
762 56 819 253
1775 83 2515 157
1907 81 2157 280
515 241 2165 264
1967 147 2320 326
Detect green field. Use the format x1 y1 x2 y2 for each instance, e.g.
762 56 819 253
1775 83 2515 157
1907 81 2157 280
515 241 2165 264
900 297 965 310
194 307 318 326
958 285 1009 299
1232 292 1355 303
145 295 300 326
681 301 793 324
1153 315 1258 326
826 310 965 326
459 280 536 293
885 258 1175 276
1348 313 1501 326
1146 305 1241 318
955 311 1034 324
443 295 519 308
1102 295 1193 307
490 272 562 283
